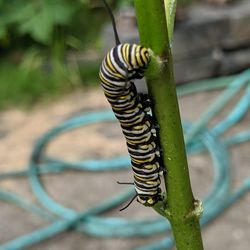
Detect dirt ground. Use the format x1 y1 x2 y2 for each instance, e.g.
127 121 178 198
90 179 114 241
0 85 249 250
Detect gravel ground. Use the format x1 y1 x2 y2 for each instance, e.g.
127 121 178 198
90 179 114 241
0 86 249 250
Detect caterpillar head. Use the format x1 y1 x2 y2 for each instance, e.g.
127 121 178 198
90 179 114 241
125 44 151 79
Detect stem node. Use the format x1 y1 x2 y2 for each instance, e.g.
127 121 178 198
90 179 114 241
185 200 204 221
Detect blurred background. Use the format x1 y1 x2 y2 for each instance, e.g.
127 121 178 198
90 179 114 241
0 0 249 249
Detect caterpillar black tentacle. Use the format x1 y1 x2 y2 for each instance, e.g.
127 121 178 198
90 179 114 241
120 194 138 211
102 0 120 46
100 1 163 208
117 181 134 185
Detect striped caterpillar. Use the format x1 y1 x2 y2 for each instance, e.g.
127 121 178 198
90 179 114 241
99 0 163 209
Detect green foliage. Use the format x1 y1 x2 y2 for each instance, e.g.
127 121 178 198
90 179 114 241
12 1 76 44
0 63 60 109
0 0 107 110
78 60 100 85
117 0 134 8
0 51 100 110
0 0 104 50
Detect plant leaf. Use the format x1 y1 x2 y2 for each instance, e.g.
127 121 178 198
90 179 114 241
16 0 77 44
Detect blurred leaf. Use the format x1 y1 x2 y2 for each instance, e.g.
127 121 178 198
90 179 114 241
6 4 35 23
0 26 6 38
66 35 84 49
49 0 79 25
18 8 54 44
19 48 44 71
5 0 77 44
117 0 133 8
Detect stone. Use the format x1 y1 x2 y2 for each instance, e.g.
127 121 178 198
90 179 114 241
219 48 250 74
206 0 234 4
172 17 228 62
174 50 222 83
222 1 250 49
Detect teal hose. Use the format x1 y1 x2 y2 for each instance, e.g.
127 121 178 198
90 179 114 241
0 70 250 250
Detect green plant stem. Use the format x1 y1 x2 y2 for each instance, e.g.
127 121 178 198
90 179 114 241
164 0 177 43
134 1 204 249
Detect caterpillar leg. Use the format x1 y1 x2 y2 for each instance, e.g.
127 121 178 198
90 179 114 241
159 164 167 175
138 93 152 111
150 124 160 136
152 124 160 130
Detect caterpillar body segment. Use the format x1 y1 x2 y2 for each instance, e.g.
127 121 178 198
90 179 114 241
99 43 163 207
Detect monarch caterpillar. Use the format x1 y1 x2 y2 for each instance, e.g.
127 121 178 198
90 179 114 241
99 0 163 209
